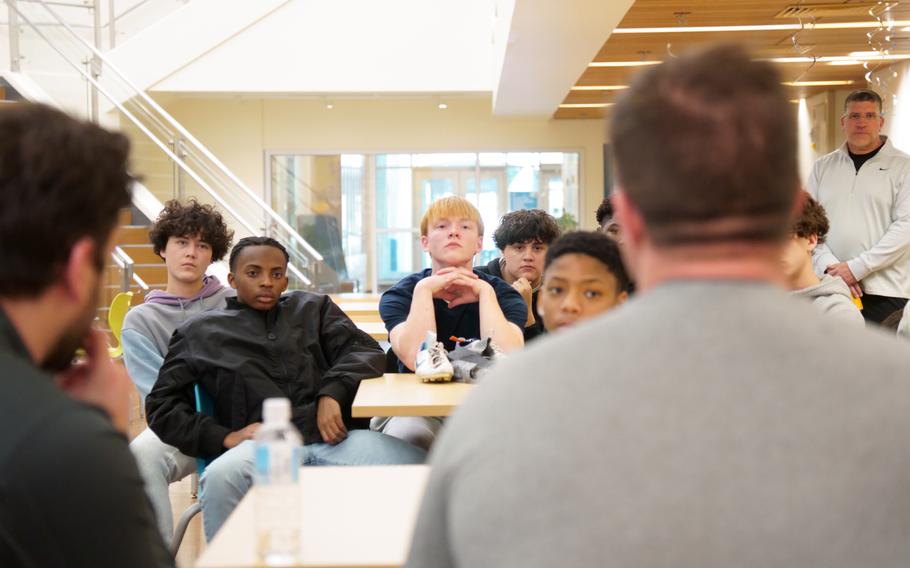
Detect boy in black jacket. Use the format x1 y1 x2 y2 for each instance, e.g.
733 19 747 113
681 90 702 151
147 236 426 541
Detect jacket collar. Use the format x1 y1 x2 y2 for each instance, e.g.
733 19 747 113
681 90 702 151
0 306 33 364
837 135 894 159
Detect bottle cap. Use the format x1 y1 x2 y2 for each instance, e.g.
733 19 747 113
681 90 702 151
262 397 291 424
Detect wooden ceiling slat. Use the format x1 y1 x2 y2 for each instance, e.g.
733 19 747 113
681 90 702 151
617 0 910 27
556 0 910 119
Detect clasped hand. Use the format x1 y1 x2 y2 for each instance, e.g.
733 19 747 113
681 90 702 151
419 267 490 308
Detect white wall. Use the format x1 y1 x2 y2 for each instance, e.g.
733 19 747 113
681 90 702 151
875 60 910 152
155 95 607 229
151 0 497 94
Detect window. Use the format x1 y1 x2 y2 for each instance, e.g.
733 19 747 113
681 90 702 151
268 151 580 291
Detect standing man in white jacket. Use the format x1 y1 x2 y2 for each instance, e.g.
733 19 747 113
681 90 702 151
807 89 910 323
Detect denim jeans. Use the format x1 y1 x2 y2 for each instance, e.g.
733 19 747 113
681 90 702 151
199 429 427 541
129 428 197 541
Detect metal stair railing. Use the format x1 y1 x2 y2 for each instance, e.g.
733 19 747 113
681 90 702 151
111 246 149 293
5 0 328 289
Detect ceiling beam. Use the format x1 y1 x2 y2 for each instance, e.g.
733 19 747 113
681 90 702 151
492 0 635 116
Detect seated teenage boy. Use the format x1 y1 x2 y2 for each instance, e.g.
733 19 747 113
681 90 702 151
781 192 864 326
123 199 234 542
538 231 631 332
476 209 560 342
146 236 426 541
378 196 526 449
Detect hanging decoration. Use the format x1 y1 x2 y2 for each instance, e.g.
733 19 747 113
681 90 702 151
667 11 690 58
791 0 818 83
865 2 898 108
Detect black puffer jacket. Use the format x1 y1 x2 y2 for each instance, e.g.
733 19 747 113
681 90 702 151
146 292 384 458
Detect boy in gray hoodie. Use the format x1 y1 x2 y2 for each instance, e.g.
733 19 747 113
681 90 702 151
123 199 234 543
782 192 864 326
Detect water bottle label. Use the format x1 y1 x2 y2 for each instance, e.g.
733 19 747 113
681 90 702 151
255 443 302 484
255 444 270 481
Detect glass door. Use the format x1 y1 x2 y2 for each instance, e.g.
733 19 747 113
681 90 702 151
465 171 507 266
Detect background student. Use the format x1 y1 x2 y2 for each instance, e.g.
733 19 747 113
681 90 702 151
781 192 864 326
123 198 235 541
147 236 426 540
476 209 560 342
377 196 526 449
537 231 630 333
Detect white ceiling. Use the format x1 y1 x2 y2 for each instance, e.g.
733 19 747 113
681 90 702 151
107 0 633 116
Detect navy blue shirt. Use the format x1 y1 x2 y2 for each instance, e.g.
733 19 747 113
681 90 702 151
380 268 527 371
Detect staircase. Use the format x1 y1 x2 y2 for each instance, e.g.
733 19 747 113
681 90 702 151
6 0 326 291
98 208 167 333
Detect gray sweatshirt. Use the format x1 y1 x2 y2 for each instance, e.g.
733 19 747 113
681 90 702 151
791 274 864 327
408 280 910 568
121 277 234 402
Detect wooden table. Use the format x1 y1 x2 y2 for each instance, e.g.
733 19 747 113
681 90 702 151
330 293 381 303
336 301 380 317
352 373 473 418
355 321 387 341
196 465 429 568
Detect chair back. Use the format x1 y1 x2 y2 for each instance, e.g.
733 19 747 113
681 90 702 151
193 383 217 476
107 291 133 358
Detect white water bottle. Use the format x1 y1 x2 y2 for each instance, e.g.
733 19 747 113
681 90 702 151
254 398 303 566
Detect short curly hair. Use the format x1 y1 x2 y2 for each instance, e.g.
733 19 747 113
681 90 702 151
149 199 234 261
595 197 614 227
492 209 560 250
229 236 289 271
544 231 632 294
792 192 829 245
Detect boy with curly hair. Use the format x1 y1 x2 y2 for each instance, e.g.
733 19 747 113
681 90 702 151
476 209 560 342
782 192 864 326
123 199 234 542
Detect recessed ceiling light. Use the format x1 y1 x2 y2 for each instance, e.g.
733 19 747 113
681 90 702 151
782 80 856 86
574 81 855 91
612 20 910 34
848 50 890 57
570 85 629 91
587 61 662 68
766 54 910 63
590 54 910 69
558 103 614 109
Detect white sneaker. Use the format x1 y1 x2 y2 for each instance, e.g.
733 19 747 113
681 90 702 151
415 331 454 383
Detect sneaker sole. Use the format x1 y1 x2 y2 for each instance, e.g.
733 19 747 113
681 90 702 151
419 372 454 383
